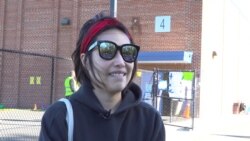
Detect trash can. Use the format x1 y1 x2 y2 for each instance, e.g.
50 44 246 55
232 103 239 114
0 104 5 109
162 98 171 116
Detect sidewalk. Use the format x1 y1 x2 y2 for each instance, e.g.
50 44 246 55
164 115 250 141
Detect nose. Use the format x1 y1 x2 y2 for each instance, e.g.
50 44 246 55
113 51 125 67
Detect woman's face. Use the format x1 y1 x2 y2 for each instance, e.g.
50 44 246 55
87 29 134 94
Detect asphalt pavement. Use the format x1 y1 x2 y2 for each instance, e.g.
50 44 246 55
1 109 249 141
164 115 250 141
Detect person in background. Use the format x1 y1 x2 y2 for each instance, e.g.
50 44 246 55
64 70 79 99
39 11 165 141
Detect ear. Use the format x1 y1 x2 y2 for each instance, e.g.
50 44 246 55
80 53 91 69
80 53 86 65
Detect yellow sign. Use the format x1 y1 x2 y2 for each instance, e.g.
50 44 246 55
29 76 42 85
136 71 142 77
36 76 41 85
30 76 35 85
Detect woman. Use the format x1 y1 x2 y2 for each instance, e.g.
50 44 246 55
39 12 165 141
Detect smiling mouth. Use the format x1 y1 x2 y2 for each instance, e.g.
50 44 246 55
109 72 126 77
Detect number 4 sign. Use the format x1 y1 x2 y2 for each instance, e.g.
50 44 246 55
155 16 171 32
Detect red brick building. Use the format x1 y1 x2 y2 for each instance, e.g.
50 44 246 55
0 0 202 114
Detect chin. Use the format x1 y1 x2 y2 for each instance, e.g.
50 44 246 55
109 85 126 93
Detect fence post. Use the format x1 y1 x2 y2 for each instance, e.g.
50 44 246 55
50 57 55 104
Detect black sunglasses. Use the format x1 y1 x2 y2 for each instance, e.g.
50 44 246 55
88 40 140 63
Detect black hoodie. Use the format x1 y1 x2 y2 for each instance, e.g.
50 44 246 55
39 82 165 141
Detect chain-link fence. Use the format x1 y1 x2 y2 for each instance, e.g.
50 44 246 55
0 48 197 140
139 69 196 130
0 48 72 140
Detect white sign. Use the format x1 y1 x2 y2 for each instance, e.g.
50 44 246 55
155 16 171 32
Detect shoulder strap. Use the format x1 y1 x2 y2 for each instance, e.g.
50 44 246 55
59 98 74 141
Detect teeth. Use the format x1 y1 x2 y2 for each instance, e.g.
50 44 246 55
110 72 125 76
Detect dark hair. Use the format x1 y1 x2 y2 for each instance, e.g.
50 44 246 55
71 12 138 88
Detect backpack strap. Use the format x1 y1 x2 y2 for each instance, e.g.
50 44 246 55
59 98 74 141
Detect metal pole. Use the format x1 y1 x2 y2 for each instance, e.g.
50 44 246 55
50 57 55 104
110 0 117 17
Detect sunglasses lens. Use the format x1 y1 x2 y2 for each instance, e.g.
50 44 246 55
98 41 139 62
99 42 116 60
122 45 138 62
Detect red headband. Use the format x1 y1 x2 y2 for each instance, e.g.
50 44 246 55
80 18 132 54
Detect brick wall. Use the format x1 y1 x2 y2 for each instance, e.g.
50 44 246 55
0 0 201 111
118 0 201 71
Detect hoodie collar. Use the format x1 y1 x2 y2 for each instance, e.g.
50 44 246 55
71 82 142 114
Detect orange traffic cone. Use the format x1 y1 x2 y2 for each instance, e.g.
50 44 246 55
33 104 37 111
183 103 190 118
